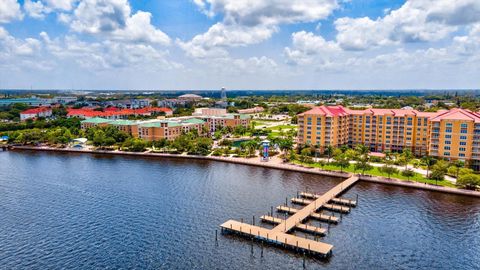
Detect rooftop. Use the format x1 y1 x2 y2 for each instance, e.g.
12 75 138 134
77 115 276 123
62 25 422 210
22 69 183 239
81 117 112 124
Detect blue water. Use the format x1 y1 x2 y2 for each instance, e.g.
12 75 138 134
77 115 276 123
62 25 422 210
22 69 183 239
0 151 479 269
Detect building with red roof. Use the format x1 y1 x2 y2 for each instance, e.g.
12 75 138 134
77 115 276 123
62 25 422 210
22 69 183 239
298 105 480 168
20 107 53 121
67 107 173 119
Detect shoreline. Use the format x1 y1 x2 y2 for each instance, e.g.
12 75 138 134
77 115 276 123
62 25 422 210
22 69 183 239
9 146 480 198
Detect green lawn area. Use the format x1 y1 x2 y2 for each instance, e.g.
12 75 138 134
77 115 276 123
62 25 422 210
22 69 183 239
292 160 456 188
265 124 297 131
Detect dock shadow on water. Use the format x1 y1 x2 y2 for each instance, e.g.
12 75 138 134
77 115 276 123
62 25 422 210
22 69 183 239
0 151 479 269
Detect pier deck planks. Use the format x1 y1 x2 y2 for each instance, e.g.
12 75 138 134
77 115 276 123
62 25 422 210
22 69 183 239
220 220 333 256
272 176 359 233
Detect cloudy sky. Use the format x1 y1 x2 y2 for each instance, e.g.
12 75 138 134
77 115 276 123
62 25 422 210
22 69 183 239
0 0 479 90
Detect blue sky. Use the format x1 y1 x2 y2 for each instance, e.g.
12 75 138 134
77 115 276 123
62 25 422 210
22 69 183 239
0 0 479 90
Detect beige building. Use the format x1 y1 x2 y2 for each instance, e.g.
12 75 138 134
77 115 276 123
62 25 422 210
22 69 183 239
298 106 480 169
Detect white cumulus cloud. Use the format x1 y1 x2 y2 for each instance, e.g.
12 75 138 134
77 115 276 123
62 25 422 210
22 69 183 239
0 0 23 23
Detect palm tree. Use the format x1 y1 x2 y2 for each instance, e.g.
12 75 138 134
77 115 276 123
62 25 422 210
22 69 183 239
325 145 334 163
355 144 370 159
336 153 350 172
452 160 464 179
421 156 436 178
401 149 414 170
279 138 293 158
245 140 258 157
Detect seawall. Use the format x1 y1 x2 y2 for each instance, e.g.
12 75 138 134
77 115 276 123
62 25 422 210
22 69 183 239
10 146 480 198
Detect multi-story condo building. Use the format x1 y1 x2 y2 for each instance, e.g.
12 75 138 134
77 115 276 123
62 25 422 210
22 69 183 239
81 114 250 142
298 106 480 169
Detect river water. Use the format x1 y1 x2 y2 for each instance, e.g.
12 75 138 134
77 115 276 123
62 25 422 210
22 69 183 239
0 151 479 269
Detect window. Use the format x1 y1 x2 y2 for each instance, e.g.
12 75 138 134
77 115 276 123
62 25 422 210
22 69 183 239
446 123 452 127
444 152 450 156
460 136 467 140
461 123 468 128
461 129 467 134
460 142 467 146
459 147 466 151
444 146 451 150
459 153 465 157
446 128 452 133
445 141 451 145
445 135 451 139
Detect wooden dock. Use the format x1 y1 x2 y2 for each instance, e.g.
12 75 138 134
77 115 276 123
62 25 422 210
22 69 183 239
220 220 333 257
300 192 357 207
260 215 326 235
276 205 339 224
220 175 359 258
323 203 350 213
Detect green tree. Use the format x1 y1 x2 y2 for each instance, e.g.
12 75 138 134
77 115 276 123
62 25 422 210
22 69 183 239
400 149 413 170
355 144 370 158
380 164 399 179
324 145 334 162
354 158 373 175
430 160 449 184
421 156 436 178
335 153 350 172
451 160 464 179
401 168 415 181
300 147 313 163
457 173 480 190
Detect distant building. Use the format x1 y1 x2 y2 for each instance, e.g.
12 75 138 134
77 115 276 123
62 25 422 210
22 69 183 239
107 99 151 109
80 114 251 141
217 87 228 108
67 107 172 119
0 98 44 107
20 107 53 121
193 108 227 116
178 94 202 101
237 107 265 114
50 96 78 105
158 99 187 108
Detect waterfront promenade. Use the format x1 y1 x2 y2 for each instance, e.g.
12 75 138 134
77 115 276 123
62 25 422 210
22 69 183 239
9 146 480 198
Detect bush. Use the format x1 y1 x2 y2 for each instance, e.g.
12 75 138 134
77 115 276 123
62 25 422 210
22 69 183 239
401 168 415 180
457 173 480 190
212 149 222 156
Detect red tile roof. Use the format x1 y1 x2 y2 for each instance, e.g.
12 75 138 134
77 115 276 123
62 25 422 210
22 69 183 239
300 105 349 117
21 107 52 114
430 108 480 123
301 105 444 119
67 107 172 118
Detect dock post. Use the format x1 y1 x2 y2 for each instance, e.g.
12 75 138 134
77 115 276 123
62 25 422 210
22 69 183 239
297 191 299 198
253 216 255 225
215 230 218 242
303 252 306 269
328 216 331 233
356 194 359 205
271 206 273 216
286 197 288 206
261 242 264 257
340 207 343 220
241 218 243 223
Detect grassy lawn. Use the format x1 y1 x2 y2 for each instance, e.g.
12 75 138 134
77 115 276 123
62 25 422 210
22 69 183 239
292 160 456 188
265 124 297 131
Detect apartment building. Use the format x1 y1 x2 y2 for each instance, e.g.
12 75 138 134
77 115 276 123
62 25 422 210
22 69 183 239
81 114 250 142
298 106 480 168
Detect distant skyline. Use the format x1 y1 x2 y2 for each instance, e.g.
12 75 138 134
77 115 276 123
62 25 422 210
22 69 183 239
0 0 479 90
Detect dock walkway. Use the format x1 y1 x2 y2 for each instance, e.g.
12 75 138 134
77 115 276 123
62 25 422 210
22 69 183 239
220 175 359 257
